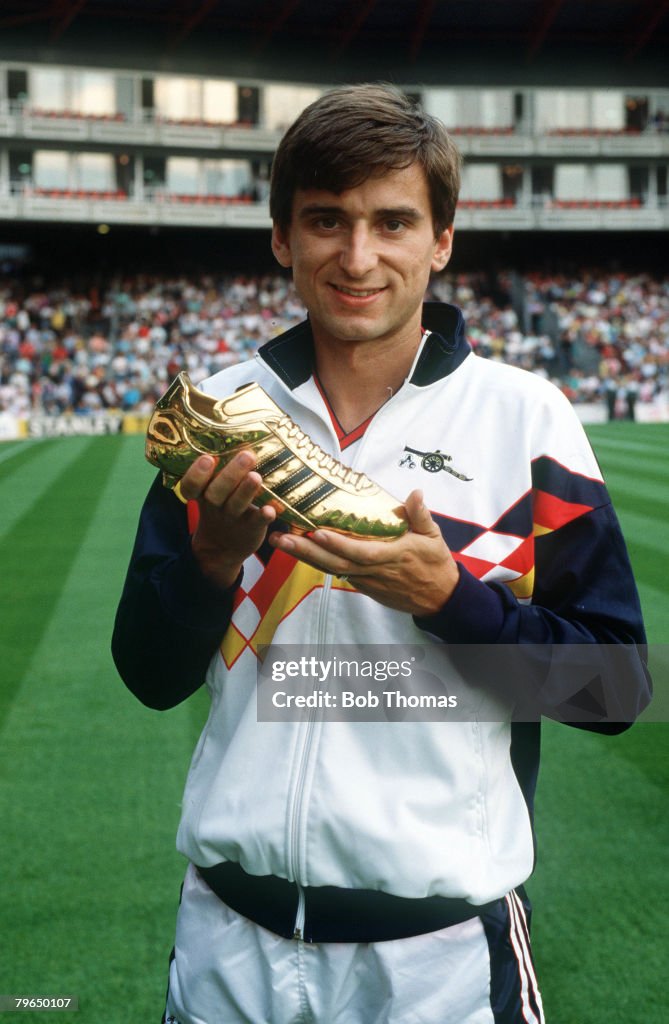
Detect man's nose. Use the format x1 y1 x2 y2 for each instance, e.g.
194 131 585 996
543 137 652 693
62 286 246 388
339 224 378 277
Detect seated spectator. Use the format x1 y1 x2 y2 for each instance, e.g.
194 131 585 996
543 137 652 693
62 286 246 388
1 270 667 421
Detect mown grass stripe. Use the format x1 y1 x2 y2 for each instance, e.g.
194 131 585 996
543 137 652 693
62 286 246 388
0 437 93 543
0 435 196 1013
598 473 669 506
0 436 63 485
636 582 669 644
606 491 669 529
589 435 669 455
588 423 669 444
0 440 41 467
0 436 123 734
598 446 669 468
532 718 668 1024
620 538 667 598
601 464 669 492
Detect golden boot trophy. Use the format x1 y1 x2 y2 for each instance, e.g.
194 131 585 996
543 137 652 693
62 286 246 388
146 373 408 540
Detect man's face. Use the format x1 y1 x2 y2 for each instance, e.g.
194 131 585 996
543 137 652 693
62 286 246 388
271 163 453 350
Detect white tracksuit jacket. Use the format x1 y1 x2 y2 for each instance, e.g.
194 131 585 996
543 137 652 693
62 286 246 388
112 302 650 913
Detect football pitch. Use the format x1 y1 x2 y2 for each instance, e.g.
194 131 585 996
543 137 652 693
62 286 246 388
0 422 666 1024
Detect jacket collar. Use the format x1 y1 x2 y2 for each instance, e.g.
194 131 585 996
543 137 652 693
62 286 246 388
257 302 471 391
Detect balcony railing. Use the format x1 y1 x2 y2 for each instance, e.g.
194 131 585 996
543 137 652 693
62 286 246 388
0 182 664 230
1 100 668 155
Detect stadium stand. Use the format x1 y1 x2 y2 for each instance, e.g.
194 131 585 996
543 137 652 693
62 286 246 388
0 4 666 430
1 271 667 426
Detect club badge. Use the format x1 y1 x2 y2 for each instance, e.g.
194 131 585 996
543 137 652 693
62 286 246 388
398 446 472 481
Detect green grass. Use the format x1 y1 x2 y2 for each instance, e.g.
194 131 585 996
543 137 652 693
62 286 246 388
0 424 666 1023
530 422 669 1024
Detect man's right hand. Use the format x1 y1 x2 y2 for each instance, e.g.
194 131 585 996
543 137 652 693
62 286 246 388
179 451 277 590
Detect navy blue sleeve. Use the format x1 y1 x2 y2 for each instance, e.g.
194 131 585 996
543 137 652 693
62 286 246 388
111 476 240 710
414 500 651 728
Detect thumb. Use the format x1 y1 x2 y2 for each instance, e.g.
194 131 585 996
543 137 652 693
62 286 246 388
404 490 439 536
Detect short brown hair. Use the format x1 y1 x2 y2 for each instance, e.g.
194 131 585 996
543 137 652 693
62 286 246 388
269 83 461 236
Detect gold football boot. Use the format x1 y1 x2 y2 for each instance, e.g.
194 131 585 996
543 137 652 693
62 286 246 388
146 372 408 540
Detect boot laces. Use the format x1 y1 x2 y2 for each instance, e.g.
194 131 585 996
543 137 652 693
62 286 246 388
278 416 372 491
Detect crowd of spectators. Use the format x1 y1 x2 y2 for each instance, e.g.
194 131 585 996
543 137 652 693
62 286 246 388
1 269 667 423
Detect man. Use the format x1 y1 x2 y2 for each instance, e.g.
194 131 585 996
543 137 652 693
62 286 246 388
113 85 650 1024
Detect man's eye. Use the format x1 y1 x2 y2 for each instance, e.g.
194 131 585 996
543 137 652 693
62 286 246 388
316 217 339 230
385 220 405 232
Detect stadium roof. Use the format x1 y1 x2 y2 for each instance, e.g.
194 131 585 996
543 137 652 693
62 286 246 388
0 1 667 83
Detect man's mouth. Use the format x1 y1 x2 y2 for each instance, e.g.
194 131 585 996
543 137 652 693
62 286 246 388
331 284 385 297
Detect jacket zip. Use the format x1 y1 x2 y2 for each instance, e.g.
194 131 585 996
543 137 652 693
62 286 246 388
288 573 333 940
252 350 384 940
254 355 338 941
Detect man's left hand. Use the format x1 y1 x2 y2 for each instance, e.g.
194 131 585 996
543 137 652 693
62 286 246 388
268 490 459 616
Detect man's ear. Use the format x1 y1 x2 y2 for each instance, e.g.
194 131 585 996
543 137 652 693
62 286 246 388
271 223 293 268
431 225 454 273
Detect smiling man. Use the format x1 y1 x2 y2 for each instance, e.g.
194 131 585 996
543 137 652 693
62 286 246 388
271 164 453 437
113 85 650 1024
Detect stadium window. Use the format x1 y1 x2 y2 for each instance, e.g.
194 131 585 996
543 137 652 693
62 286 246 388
115 153 133 195
7 68 28 105
592 164 626 202
71 72 115 116
141 78 154 112
203 80 237 124
462 164 501 202
202 159 251 197
628 166 649 205
535 89 588 132
74 153 115 192
625 96 649 132
9 150 33 187
513 92 524 129
592 90 624 131
448 89 514 131
167 156 200 195
657 166 667 204
33 150 69 190
237 86 260 125
143 155 166 190
155 77 202 121
555 163 588 200
456 91 478 127
264 85 322 132
115 76 135 120
502 165 523 202
531 166 554 203
250 160 271 201
31 68 68 113
480 90 513 130
422 89 456 129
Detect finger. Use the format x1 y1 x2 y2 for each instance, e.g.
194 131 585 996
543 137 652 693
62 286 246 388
269 531 352 577
403 489 440 537
223 473 277 524
258 503 278 524
179 454 220 500
222 470 266 517
202 450 258 505
181 450 256 506
306 529 388 568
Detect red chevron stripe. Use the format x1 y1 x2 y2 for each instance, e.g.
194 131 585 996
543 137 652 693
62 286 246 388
454 551 497 579
245 548 298 616
532 489 593 532
501 534 535 576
